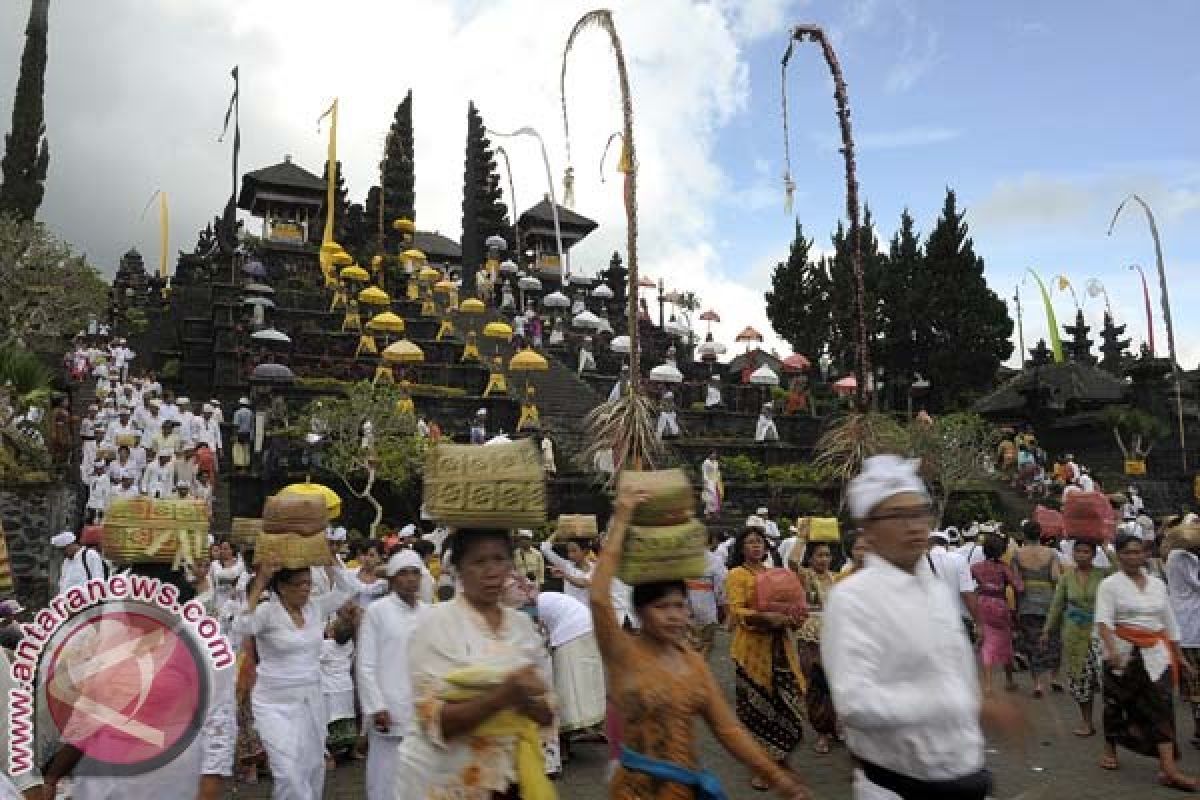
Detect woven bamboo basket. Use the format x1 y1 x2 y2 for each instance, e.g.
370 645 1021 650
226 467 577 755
254 494 331 569
616 469 707 584
556 514 599 540
231 517 263 550
102 497 210 566
424 439 546 527
620 469 695 527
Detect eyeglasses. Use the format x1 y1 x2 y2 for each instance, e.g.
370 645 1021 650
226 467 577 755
868 504 933 523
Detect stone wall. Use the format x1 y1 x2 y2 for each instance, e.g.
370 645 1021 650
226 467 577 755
0 483 85 610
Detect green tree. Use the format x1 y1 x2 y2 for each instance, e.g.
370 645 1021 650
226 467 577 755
314 159 349 245
908 411 995 526
921 189 1013 409
827 207 887 379
876 209 925 409
0 0 50 220
0 213 108 347
341 202 371 266
1100 407 1167 461
381 90 416 249
765 220 830 359
295 382 426 536
460 102 511 293
364 185 383 256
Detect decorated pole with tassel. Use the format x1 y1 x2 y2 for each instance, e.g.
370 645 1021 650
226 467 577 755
563 9 661 475
494 145 520 255
1109 194 1185 470
317 98 339 284
782 25 869 410
159 191 169 279
1026 269 1064 364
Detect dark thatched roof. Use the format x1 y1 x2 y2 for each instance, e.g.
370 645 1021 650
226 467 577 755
518 199 597 240
238 159 326 211
413 231 462 264
973 361 1127 416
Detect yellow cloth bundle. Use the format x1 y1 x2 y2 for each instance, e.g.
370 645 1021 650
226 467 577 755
442 667 556 800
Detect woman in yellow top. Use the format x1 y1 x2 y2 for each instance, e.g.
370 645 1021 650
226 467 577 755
725 527 806 791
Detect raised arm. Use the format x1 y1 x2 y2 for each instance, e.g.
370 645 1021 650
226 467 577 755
589 482 648 664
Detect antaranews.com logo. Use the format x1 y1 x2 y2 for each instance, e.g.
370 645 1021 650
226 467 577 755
7 574 233 777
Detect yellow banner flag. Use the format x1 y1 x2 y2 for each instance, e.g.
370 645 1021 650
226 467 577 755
318 99 339 247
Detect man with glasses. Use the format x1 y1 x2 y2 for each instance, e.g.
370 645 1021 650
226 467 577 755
822 454 1021 800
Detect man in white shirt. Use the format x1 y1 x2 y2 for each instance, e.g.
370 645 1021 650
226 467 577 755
85 461 110 523
356 550 426 800
1077 466 1095 493
757 506 781 541
1165 533 1200 746
823 455 1018 799
140 449 176 498
53 532 106 593
927 529 973 623
197 404 223 457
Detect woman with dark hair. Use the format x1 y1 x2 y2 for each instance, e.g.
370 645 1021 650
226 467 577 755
796 542 840 755
1042 539 1107 737
395 528 554 800
1094 534 1196 789
593 484 810 800
837 531 867 581
234 559 350 799
725 527 806 791
970 533 1023 694
1014 520 1062 697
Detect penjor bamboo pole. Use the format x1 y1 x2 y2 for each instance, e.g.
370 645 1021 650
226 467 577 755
783 25 868 410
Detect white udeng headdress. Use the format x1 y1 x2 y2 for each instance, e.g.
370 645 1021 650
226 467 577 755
846 454 930 521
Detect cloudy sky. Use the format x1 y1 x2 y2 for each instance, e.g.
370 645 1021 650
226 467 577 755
1 0 1197 369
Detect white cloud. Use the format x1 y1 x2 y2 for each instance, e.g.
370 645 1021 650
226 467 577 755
0 0 805 352
809 125 962 151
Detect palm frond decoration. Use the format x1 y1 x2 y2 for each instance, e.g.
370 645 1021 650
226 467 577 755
581 394 663 486
813 412 911 508
562 9 651 468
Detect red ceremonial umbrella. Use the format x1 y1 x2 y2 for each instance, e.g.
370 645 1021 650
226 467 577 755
699 309 720 335
782 353 811 371
735 326 763 351
832 374 857 396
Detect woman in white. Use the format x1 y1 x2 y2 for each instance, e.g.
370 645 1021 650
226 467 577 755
539 531 593 607
234 559 350 799
656 391 681 440
395 528 554 800
1094 533 1196 790
189 554 238 800
701 452 723 518
320 603 360 766
532 589 606 736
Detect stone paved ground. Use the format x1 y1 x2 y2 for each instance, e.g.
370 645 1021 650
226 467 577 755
231 633 1198 799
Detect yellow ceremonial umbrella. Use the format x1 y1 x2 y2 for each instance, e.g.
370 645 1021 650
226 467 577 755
459 298 485 315
509 348 549 372
402 248 426 262
433 279 455 295
483 321 513 341
393 218 416 234
358 286 391 307
382 339 425 364
339 265 370 282
279 480 342 519
366 311 405 334
418 266 440 283
332 251 354 267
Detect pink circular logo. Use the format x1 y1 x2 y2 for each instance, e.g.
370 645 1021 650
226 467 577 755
44 607 205 772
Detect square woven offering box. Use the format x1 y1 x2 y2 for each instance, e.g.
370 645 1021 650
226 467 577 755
103 497 210 564
424 439 547 527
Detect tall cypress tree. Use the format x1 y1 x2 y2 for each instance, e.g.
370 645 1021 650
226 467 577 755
364 185 383 254
0 0 51 220
314 159 349 244
827 207 886 378
876 209 925 407
922 189 1013 409
381 90 416 250
765 220 830 359
460 102 510 293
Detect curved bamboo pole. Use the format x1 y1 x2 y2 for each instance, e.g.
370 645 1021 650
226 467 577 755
1109 194 1186 469
783 24 869 409
563 9 659 472
488 128 563 276
493 145 519 255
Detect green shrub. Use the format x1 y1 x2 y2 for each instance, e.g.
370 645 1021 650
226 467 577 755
161 358 181 382
943 491 997 528
788 491 829 517
721 454 764 483
765 463 834 486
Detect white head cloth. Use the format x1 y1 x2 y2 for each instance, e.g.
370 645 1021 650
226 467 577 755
386 549 425 576
51 532 76 548
399 523 417 537
326 526 347 542
846 454 930 521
